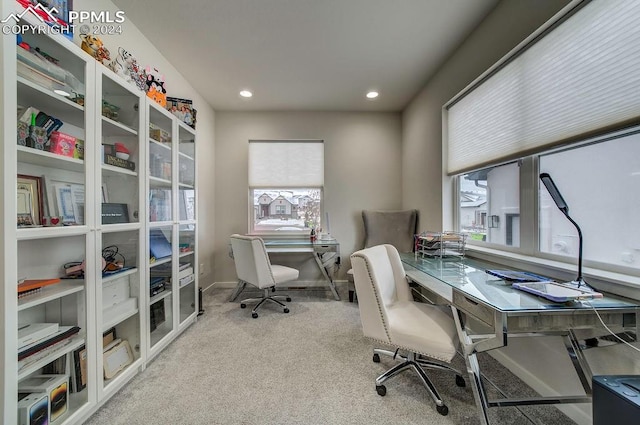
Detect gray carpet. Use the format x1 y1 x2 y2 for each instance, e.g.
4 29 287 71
84 287 577 425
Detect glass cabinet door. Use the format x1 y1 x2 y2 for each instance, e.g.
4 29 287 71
99 71 142 226
98 229 142 390
15 26 92 420
177 123 197 323
148 105 173 224
148 225 175 348
178 224 197 322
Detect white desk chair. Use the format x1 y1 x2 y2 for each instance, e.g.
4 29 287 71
350 244 465 416
229 234 299 318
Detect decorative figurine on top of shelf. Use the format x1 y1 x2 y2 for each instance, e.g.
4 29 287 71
80 34 111 66
111 47 133 81
145 66 167 107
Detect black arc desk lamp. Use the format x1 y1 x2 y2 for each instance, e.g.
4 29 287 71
540 173 591 289
539 172 589 289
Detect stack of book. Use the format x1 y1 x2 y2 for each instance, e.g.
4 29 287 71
18 325 81 371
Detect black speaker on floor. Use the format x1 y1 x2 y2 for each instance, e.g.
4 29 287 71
198 287 204 316
593 375 640 425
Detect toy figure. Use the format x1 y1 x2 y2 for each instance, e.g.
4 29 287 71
145 66 167 107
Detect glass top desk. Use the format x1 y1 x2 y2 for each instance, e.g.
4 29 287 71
400 253 639 425
229 238 341 301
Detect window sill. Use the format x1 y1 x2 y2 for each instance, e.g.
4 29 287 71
466 245 640 301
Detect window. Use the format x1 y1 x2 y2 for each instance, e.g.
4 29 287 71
248 140 324 234
459 162 520 247
539 130 640 272
447 0 640 283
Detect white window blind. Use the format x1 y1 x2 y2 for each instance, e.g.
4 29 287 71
249 140 324 187
446 0 640 175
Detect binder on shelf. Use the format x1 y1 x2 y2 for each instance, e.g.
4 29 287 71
18 325 80 360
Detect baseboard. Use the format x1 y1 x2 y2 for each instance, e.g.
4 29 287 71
213 280 348 289
489 349 592 425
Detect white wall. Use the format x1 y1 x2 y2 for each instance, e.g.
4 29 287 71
73 0 216 285
214 111 402 284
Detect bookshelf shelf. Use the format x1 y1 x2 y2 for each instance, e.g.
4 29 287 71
17 76 85 128
18 281 84 311
17 145 84 173
102 115 138 136
101 163 138 177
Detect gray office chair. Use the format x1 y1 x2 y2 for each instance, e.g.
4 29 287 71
350 244 464 416
229 234 299 318
348 209 418 302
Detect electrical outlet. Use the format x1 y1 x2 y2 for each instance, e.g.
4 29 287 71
200 263 205 275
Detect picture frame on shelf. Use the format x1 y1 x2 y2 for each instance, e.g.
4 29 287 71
48 180 84 225
17 174 44 226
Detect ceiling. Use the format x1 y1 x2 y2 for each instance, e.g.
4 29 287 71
111 0 498 112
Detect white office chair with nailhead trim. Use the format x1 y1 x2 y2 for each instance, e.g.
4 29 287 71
350 244 465 416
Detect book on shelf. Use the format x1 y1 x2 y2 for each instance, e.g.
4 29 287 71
18 337 74 372
18 322 59 349
18 325 80 361
18 278 62 297
104 154 136 171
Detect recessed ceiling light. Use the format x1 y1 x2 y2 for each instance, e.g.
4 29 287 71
366 91 379 99
239 90 253 98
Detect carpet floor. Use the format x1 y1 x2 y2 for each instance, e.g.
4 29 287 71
83 287 577 425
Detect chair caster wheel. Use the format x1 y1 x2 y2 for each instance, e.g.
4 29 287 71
436 404 449 416
286 297 292 302
252 312 258 318
240 303 246 309
284 308 290 313
372 353 380 363
455 375 466 387
376 385 386 396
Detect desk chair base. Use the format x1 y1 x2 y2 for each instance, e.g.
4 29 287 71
240 287 291 319
373 349 465 416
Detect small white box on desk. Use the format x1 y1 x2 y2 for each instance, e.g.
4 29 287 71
19 374 68 422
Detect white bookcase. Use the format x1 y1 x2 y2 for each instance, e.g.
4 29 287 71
145 101 198 361
1 7 198 424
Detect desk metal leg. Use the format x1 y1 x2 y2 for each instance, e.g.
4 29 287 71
452 306 491 425
229 280 247 302
313 252 340 301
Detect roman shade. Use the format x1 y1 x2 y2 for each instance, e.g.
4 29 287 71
446 0 640 175
249 140 324 187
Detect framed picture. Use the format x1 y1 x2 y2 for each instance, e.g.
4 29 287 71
166 97 196 129
17 174 44 226
48 181 84 225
